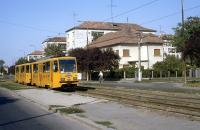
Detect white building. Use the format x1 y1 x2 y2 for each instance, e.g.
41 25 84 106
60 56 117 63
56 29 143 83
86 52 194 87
65 21 156 51
161 34 181 59
27 50 44 61
42 37 67 53
89 29 164 69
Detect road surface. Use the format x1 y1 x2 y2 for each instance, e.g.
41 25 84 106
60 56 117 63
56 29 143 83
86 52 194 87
0 87 95 130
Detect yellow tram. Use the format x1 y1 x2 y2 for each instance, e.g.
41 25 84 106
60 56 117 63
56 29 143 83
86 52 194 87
15 56 79 89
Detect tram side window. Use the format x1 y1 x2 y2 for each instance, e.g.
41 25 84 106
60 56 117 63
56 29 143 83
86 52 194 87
46 62 50 72
21 66 25 73
43 63 45 72
26 65 30 73
44 62 50 72
16 67 19 73
33 64 38 73
30 65 32 73
53 61 58 72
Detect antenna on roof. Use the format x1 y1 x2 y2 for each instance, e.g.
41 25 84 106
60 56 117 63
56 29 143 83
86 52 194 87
72 12 77 49
73 12 77 28
126 17 131 32
110 0 115 23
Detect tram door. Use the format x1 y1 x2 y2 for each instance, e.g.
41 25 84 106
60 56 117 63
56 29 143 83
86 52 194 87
51 60 60 87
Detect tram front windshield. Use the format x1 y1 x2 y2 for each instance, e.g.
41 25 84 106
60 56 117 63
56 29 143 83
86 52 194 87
59 60 76 73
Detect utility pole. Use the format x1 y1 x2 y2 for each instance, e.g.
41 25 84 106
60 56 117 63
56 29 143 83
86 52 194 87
73 12 77 49
181 0 184 28
181 0 187 84
137 31 143 82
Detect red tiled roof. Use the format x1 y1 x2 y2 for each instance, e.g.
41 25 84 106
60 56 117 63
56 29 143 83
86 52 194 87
42 37 66 44
28 50 44 55
66 21 156 32
88 29 163 48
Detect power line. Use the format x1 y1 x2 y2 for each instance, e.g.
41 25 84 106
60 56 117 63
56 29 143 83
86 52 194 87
0 19 59 34
110 0 114 22
103 0 160 22
141 4 200 25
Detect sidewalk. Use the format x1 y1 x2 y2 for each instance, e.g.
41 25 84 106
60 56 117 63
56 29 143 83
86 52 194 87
15 88 200 130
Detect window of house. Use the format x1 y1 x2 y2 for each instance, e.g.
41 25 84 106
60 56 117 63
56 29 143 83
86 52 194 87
168 48 175 53
123 64 129 68
154 49 161 56
92 31 104 41
123 49 130 57
59 44 66 50
115 50 119 55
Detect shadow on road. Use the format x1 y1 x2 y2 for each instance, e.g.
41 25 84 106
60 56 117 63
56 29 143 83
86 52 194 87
0 97 18 106
0 112 55 126
54 86 96 93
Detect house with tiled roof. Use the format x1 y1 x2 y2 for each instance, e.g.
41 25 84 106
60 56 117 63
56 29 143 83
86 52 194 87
27 50 44 61
88 29 163 69
42 37 67 53
65 21 156 51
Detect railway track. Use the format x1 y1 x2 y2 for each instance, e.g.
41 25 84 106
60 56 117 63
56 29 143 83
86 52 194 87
79 86 200 121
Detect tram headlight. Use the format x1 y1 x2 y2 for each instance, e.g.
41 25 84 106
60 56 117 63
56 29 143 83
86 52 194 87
73 77 77 81
60 78 65 81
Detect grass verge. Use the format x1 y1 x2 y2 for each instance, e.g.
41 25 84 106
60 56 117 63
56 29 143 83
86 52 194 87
58 107 84 115
77 114 87 118
0 81 33 90
186 81 200 87
95 121 114 128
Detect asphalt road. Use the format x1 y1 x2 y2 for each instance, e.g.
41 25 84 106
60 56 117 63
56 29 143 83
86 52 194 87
0 87 94 130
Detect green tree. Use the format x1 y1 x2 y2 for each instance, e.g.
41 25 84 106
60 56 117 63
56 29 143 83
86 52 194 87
173 16 200 67
92 32 104 41
68 48 120 80
8 65 15 75
0 59 5 75
44 44 64 57
15 57 29 65
153 55 184 77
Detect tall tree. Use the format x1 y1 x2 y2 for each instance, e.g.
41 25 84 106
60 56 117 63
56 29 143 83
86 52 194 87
8 65 15 75
44 44 64 57
153 55 184 77
68 48 120 80
0 60 5 67
0 59 5 74
15 57 29 65
173 16 200 67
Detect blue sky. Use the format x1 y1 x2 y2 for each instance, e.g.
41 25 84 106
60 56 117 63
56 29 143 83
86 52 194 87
0 0 199 66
